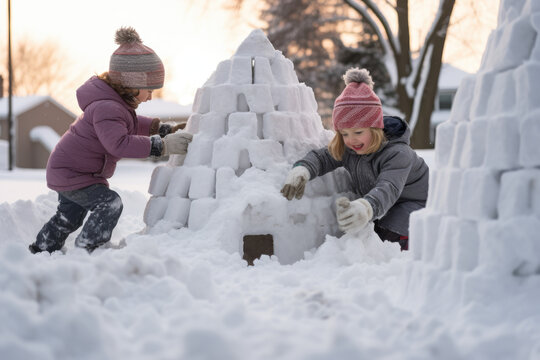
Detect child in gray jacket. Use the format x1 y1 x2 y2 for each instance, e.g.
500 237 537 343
281 68 429 250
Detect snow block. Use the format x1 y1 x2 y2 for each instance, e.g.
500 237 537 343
192 87 211 114
143 196 169 227
230 56 252 85
228 112 258 139
448 75 476 123
485 14 536 72
147 165 173 196
210 84 238 113
409 208 430 260
271 56 299 85
484 115 520 170
458 168 500 220
234 29 276 58
241 84 275 113
469 71 496 119
248 139 285 170
479 217 540 276
498 168 540 219
215 167 236 199
434 216 459 270
262 111 292 141
198 112 227 139
254 56 274 85
165 166 192 197
460 119 488 168
421 212 443 263
451 219 479 272
188 198 218 230
434 168 463 216
185 113 201 134
298 85 318 112
271 85 301 112
485 70 517 117
515 63 540 115
519 109 540 167
212 136 245 170
434 121 456 168
183 135 215 166
163 197 191 226
188 166 216 199
530 13 540 62
212 59 232 85
448 122 469 168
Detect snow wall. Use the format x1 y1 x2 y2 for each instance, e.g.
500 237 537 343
406 0 540 308
143 30 352 264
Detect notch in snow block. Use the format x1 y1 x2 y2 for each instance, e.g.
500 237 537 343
243 234 274 266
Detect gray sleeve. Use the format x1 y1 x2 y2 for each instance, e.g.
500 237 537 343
294 148 343 180
364 146 414 219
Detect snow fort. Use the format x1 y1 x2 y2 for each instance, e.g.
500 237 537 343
143 29 351 264
407 0 540 304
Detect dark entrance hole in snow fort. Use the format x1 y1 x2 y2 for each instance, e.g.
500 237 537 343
243 234 274 265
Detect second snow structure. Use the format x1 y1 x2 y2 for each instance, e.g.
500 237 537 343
143 29 350 264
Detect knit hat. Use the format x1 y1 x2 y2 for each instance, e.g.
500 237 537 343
109 27 164 89
332 68 384 131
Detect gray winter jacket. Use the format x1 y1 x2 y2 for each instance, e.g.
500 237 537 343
296 116 429 236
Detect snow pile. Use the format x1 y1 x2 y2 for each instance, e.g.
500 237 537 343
1 2 540 359
406 0 540 322
143 29 356 264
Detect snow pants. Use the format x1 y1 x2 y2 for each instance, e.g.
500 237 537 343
374 221 409 251
30 184 123 253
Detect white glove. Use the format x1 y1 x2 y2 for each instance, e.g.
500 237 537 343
281 166 310 200
335 197 373 233
162 131 193 156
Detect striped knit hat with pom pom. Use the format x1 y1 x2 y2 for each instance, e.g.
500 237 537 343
332 68 383 130
109 27 164 89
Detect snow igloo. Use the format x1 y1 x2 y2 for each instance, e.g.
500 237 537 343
407 0 540 302
143 29 351 265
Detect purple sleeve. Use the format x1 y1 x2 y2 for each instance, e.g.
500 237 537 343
93 106 151 158
136 115 154 135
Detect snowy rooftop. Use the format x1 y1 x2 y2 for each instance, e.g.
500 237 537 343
0 95 76 119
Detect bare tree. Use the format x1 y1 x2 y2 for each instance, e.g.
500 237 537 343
261 0 395 127
342 0 456 148
233 0 461 148
1 37 79 100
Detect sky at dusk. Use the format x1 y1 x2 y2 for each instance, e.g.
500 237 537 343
0 0 498 112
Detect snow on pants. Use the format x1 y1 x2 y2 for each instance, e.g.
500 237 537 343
34 184 123 252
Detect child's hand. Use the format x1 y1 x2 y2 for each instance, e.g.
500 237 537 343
162 131 193 156
281 166 310 200
336 197 373 232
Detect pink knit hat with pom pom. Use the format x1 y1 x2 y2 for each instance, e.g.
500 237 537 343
332 68 383 130
109 27 164 89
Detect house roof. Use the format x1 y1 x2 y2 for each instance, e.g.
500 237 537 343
438 64 471 90
0 95 76 120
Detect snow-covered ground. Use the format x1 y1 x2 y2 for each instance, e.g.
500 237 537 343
1 151 538 360
1 0 540 358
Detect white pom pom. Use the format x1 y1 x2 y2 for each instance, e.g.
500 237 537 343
343 68 374 89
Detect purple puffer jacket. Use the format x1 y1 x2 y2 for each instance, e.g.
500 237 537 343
46 76 153 191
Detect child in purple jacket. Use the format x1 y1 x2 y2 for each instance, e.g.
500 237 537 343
29 27 192 254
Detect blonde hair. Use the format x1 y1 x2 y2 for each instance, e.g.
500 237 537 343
328 128 386 161
98 72 140 108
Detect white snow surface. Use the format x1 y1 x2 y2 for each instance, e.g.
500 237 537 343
1 2 540 359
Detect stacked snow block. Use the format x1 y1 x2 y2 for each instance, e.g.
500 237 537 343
143 29 348 264
410 0 540 286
